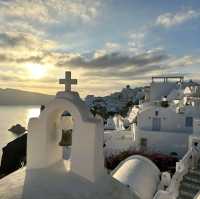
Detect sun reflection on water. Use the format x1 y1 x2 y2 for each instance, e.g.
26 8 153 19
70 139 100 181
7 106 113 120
26 108 40 123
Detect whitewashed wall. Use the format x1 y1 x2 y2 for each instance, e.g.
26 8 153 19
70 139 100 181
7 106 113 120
135 128 189 157
137 105 200 133
104 131 135 156
150 82 177 101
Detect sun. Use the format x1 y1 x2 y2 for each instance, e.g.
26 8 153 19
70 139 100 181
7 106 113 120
26 63 46 79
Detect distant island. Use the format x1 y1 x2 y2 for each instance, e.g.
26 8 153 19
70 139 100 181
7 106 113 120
0 88 54 105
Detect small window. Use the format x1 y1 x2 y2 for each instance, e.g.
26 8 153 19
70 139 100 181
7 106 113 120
155 111 159 116
185 117 193 127
140 138 147 151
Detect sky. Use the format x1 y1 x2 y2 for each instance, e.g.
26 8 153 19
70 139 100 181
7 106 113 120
0 0 200 97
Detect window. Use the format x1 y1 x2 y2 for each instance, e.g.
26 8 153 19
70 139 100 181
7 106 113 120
185 117 193 127
140 138 147 151
155 111 159 116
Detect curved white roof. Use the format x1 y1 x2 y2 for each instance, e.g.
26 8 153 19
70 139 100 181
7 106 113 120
112 155 160 199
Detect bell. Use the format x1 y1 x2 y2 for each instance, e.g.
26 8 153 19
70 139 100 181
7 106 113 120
59 129 72 146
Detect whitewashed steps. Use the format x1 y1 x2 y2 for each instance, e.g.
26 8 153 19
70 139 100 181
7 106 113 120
178 169 200 199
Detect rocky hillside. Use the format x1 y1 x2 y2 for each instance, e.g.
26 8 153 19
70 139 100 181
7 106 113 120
0 88 54 105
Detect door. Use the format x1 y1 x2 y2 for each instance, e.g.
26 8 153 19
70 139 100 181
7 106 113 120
152 117 161 131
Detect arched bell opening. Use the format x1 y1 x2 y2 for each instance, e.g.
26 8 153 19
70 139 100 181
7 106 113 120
32 98 88 170
58 110 74 160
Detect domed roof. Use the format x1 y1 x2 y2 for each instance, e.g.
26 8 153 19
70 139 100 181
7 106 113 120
112 155 160 199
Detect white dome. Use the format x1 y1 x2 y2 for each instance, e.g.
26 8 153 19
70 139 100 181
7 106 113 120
112 155 160 199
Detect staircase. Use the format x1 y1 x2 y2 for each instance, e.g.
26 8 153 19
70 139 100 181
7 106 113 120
153 144 200 199
178 168 200 199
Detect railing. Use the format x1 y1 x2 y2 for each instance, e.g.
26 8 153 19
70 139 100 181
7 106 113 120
153 146 200 199
167 148 194 197
194 190 200 199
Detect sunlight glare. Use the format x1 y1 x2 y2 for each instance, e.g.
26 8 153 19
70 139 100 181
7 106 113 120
26 63 46 79
26 108 40 123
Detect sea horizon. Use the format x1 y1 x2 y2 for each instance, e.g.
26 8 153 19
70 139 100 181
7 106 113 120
0 105 40 162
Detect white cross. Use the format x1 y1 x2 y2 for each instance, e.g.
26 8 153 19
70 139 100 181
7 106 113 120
59 71 77 92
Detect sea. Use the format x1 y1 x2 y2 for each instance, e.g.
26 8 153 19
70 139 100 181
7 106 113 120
0 105 40 162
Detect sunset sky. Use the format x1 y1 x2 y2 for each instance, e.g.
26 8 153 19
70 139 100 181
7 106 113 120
0 0 200 97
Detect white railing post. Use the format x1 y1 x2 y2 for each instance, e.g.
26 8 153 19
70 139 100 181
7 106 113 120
153 145 200 199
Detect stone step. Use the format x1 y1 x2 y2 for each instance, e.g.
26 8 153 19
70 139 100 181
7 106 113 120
179 189 196 199
180 183 200 195
184 174 200 184
178 168 200 199
181 180 200 191
183 177 200 185
197 160 200 168
189 169 200 177
193 167 200 171
177 194 193 199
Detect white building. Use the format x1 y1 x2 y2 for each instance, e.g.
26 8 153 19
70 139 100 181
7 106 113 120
103 75 200 159
105 115 116 130
85 86 144 113
134 75 200 157
103 75 200 199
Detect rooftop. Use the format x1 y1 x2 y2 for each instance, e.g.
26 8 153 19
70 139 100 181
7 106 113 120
152 75 184 83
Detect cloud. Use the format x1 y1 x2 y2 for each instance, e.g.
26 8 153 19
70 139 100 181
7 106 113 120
0 31 56 49
0 44 199 97
0 0 102 25
105 42 121 50
0 1 199 96
93 42 121 58
167 55 200 67
128 32 146 53
56 50 169 69
82 54 200 82
55 49 200 83
55 0 101 22
0 75 20 82
84 64 162 80
156 9 200 28
52 49 170 85
0 31 57 64
0 33 28 47
0 30 199 91
0 46 169 87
